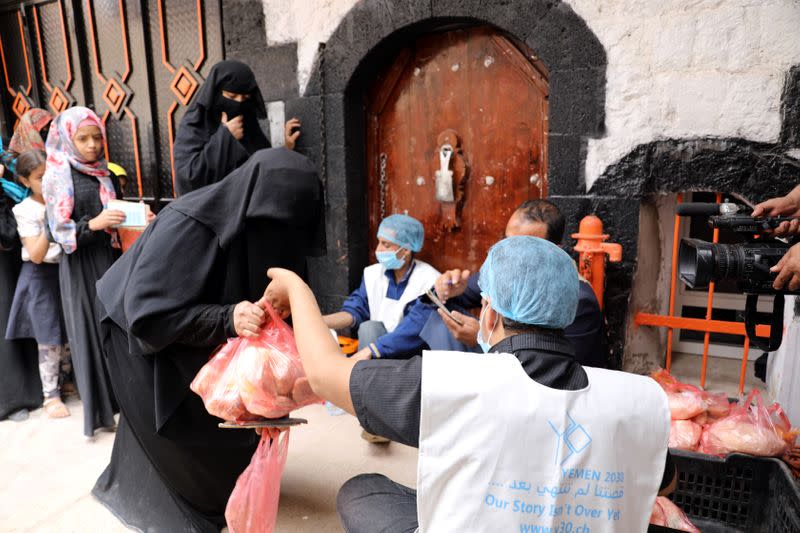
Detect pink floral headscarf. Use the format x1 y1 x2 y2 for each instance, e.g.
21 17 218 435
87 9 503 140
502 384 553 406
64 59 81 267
43 106 117 254
9 107 52 154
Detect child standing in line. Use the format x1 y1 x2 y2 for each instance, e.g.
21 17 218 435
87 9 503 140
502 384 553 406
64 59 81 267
43 106 129 436
5 150 71 418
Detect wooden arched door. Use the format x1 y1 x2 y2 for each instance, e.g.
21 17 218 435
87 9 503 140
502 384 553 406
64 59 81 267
366 26 549 273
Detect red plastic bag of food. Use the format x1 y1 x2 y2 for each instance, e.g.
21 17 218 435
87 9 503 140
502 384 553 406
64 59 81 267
699 389 790 457
669 420 702 451
235 304 321 419
225 430 290 533
768 402 800 446
650 369 706 420
190 339 256 422
706 392 731 419
649 497 700 532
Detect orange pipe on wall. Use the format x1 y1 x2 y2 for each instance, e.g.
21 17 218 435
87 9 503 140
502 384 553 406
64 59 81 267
665 194 683 372
571 215 622 311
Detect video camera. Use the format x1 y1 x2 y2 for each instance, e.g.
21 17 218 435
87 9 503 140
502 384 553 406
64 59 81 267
677 201 799 351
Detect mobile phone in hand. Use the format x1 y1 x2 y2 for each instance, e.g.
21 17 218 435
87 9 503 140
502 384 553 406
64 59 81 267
426 289 464 326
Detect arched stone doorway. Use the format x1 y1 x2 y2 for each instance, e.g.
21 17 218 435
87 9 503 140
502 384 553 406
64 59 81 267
292 0 607 318
365 26 549 273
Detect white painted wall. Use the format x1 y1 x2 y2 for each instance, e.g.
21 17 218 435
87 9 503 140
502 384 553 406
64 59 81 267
262 0 800 186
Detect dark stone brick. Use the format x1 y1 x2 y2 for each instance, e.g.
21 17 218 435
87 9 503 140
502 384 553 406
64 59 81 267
326 142 367 203
310 0 432 94
525 2 606 72
547 134 584 195
316 294 350 315
780 65 800 148
590 138 799 203
549 68 606 137
222 0 266 53
431 0 556 41
228 43 299 102
549 195 638 370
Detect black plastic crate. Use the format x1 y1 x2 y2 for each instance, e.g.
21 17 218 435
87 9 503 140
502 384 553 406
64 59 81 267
668 449 800 532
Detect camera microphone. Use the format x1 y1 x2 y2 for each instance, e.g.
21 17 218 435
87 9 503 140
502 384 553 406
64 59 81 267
676 202 742 217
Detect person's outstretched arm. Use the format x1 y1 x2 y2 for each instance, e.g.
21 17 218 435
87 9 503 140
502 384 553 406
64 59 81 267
264 268 358 414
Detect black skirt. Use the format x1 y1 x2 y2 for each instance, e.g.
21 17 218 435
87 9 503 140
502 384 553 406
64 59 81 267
6 262 66 345
0 249 42 418
60 245 118 436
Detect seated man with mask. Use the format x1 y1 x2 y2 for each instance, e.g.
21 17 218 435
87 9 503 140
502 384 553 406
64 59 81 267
263 236 676 533
322 214 439 361
421 199 609 368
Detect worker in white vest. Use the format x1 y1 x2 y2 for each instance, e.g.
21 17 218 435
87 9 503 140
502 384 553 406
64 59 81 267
323 214 440 361
263 236 676 533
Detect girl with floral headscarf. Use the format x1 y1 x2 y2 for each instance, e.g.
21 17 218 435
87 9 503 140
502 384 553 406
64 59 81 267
42 106 122 436
1 108 52 204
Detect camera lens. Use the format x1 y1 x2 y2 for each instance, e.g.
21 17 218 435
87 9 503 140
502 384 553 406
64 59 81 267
679 239 714 288
679 239 748 289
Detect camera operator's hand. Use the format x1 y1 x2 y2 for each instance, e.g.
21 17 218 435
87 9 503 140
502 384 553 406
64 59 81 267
753 185 800 236
772 242 800 291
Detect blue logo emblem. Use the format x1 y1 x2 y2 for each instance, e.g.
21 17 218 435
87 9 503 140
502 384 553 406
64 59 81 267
548 414 592 466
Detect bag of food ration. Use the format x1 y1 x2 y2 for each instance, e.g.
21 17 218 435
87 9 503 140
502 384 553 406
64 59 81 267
699 389 797 457
225 429 289 533
190 303 320 421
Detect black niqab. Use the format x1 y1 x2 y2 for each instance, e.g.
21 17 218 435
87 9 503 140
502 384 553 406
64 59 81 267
173 60 270 196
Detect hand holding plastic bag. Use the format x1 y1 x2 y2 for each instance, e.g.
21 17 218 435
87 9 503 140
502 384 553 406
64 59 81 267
235 304 320 418
225 430 290 533
191 303 320 421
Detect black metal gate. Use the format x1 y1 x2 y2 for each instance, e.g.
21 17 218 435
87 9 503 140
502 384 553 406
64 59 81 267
0 0 223 204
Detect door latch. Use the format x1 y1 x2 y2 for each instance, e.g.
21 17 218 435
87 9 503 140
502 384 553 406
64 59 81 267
435 143 455 202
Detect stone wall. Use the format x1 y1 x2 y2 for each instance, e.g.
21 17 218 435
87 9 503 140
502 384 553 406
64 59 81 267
258 0 800 186
221 0 800 365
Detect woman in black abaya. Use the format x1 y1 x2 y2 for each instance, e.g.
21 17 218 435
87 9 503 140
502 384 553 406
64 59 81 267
93 148 325 532
0 192 41 420
173 60 301 196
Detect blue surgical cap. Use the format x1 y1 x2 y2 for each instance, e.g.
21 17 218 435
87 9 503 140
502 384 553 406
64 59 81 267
377 214 425 252
478 236 578 329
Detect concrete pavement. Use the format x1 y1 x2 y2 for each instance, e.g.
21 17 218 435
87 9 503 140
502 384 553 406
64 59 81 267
0 397 418 532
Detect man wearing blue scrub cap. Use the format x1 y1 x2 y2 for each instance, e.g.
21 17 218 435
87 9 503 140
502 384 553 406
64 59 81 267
419 199 608 368
262 236 676 533
322 215 439 362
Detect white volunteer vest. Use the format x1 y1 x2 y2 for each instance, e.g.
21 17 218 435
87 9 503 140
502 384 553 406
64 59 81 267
363 259 440 332
418 351 670 533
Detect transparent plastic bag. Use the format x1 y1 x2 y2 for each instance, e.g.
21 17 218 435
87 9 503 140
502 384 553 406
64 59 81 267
190 303 320 421
225 430 290 533
649 496 700 533
651 369 706 420
699 389 791 457
235 304 321 419
190 339 255 422
669 420 702 451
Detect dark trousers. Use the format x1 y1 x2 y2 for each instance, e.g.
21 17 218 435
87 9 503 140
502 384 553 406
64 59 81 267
337 474 418 533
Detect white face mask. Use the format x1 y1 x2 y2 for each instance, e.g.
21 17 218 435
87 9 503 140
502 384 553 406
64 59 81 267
476 301 498 353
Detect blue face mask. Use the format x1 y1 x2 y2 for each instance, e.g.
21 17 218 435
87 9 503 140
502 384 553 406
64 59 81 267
376 249 405 270
476 303 498 353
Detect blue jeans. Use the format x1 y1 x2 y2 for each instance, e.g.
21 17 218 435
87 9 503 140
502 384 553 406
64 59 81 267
419 310 481 353
357 320 387 351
